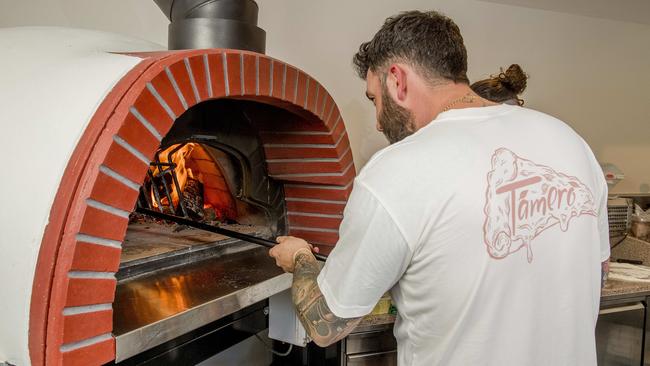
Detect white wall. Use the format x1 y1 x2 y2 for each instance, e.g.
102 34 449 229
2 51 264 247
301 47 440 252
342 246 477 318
1 0 648 193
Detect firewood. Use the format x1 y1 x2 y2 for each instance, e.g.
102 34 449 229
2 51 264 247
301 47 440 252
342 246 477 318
182 177 204 220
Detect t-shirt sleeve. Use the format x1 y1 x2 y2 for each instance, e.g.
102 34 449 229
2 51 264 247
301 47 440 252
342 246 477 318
316 181 412 319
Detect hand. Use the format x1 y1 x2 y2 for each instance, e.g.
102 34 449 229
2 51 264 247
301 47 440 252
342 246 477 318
269 236 318 272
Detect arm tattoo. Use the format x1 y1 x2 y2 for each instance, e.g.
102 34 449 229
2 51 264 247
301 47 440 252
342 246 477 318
601 260 609 288
292 252 362 347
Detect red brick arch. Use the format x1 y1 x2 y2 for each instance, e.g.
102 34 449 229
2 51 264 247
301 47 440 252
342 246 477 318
29 49 354 366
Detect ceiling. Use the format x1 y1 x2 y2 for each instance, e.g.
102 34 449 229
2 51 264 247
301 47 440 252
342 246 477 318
479 0 650 25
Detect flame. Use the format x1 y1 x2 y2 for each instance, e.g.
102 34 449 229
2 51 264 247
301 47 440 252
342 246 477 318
147 143 238 221
150 143 197 210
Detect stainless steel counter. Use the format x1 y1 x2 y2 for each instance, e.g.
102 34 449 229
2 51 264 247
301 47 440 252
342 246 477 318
113 245 291 362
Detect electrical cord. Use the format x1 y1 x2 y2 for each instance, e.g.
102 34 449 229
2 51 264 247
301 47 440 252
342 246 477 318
254 333 293 357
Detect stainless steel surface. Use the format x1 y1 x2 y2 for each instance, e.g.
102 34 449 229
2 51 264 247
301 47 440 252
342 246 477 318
342 327 397 366
113 246 291 362
346 350 397 366
153 0 266 52
596 302 645 366
346 330 397 355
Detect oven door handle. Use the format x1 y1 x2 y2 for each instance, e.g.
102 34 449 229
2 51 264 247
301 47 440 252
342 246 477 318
136 208 329 261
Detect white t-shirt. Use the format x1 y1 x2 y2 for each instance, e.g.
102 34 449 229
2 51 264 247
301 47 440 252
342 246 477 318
317 104 609 366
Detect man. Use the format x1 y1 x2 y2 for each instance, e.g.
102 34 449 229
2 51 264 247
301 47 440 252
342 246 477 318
269 10 609 366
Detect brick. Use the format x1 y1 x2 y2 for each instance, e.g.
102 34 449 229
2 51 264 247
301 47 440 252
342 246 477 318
326 106 341 129
321 95 335 121
168 60 197 108
316 88 330 120
132 87 175 136
78 206 128 243
288 214 342 230
271 60 285 99
276 167 355 185
202 173 231 192
207 53 227 98
284 66 298 102
267 149 353 175
258 56 271 96
65 278 116 307
116 113 161 159
334 135 352 156
264 146 340 160
226 52 243 96
194 159 223 175
258 119 330 133
103 141 149 185
88 171 139 213
284 184 352 202
287 200 346 215
295 72 308 107
61 337 115 366
150 72 186 118
330 116 346 141
307 80 319 115
188 55 209 101
70 242 121 272
288 229 339 246
63 309 113 344
268 161 345 176
260 132 335 145
242 53 257 95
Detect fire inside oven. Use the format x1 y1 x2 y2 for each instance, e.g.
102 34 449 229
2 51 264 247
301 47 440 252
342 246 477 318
126 141 279 262
112 99 290 363
122 100 287 264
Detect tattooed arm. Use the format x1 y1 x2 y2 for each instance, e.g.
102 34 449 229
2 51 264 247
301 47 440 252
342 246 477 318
292 249 363 347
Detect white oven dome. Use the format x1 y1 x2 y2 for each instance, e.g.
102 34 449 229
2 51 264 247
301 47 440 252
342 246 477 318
0 27 162 365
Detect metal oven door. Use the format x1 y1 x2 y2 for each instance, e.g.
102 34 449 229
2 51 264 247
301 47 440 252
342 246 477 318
596 302 645 366
342 328 397 366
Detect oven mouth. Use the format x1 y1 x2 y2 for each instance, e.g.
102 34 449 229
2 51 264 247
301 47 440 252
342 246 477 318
115 98 293 282
118 137 284 281
112 99 292 361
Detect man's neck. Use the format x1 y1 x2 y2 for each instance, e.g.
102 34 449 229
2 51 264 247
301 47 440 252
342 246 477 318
414 83 496 130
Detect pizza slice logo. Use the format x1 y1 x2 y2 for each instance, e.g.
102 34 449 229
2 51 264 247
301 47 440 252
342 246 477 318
483 148 597 263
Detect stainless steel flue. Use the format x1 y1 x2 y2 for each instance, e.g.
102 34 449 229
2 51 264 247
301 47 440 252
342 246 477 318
154 0 266 52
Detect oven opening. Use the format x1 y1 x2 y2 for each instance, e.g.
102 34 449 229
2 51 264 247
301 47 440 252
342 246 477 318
117 99 289 277
113 99 293 362
123 141 276 267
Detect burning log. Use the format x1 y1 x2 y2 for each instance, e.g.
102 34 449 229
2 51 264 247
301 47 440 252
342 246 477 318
182 176 204 220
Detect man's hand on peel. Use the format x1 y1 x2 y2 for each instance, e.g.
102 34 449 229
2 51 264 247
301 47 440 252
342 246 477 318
269 236 319 272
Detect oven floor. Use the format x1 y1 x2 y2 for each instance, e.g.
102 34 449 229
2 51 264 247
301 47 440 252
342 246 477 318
122 222 272 263
112 245 286 335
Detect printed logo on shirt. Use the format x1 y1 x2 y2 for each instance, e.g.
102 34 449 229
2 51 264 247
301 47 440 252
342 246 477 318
483 148 597 263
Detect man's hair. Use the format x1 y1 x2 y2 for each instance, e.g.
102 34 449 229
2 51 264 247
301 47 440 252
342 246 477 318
353 10 469 85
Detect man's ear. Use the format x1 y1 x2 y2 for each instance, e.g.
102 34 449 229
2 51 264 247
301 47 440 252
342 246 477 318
387 64 408 104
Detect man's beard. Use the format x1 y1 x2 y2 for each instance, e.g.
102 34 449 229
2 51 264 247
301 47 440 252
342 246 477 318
378 86 416 144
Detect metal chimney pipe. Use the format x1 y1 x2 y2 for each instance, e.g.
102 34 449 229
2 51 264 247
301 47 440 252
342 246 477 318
154 0 266 53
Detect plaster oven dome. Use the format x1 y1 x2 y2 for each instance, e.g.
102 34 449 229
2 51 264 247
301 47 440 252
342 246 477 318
0 27 163 366
0 27 353 365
